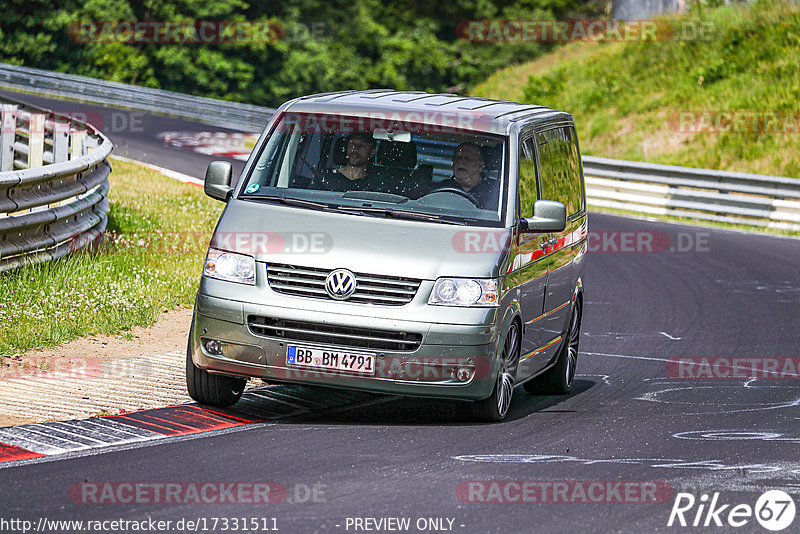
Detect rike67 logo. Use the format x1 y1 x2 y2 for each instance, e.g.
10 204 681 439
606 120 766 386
668 490 796 530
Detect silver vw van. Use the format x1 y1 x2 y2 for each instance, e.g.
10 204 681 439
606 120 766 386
187 91 587 421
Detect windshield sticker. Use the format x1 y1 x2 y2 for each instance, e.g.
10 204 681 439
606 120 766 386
245 183 261 193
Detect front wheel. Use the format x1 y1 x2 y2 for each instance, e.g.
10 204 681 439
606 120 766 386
186 322 246 407
523 299 581 395
473 322 520 422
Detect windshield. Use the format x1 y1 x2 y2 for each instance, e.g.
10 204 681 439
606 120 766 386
239 113 508 227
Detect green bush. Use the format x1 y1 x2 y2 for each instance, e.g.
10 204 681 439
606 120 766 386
0 0 605 107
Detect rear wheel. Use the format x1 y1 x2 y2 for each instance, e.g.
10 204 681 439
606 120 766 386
473 322 520 422
186 320 246 407
523 298 582 395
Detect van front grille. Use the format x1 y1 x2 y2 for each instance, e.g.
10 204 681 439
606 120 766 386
266 264 420 306
248 316 422 352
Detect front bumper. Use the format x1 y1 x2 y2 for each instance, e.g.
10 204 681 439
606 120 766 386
190 293 500 401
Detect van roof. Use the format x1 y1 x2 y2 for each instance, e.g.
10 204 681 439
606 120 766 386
283 90 572 135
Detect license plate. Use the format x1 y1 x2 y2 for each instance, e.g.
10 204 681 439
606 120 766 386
286 346 375 376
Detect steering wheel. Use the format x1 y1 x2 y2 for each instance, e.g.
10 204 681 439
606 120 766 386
298 156 323 181
421 187 479 207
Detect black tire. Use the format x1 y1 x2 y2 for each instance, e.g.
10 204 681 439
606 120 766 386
523 298 582 395
473 322 520 422
185 320 246 407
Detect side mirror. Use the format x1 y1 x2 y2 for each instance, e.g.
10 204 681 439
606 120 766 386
204 161 233 202
520 200 567 233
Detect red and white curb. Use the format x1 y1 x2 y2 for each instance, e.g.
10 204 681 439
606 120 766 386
0 387 383 465
0 406 256 462
160 131 257 161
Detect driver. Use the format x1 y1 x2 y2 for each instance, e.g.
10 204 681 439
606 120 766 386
313 133 379 192
434 142 499 210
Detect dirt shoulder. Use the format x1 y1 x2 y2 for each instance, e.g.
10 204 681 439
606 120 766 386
0 308 193 427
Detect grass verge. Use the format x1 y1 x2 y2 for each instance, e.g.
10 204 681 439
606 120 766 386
471 0 800 178
0 160 223 357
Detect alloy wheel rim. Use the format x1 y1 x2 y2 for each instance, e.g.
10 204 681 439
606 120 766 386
497 324 519 417
565 304 580 386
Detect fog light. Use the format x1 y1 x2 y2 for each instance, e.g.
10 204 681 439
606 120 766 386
456 367 472 382
204 339 222 355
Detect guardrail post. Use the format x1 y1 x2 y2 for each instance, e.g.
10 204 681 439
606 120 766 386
28 112 45 168
70 128 86 160
0 104 17 172
52 118 69 163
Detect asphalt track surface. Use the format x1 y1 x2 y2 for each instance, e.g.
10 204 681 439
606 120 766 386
1 90 799 533
0 89 248 179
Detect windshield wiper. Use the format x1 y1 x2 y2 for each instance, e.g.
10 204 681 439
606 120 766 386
244 195 465 224
246 194 329 209
335 206 466 225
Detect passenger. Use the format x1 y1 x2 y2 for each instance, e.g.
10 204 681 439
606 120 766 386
313 133 379 192
434 142 499 210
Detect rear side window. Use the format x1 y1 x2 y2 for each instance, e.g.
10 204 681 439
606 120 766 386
536 127 583 217
518 137 539 219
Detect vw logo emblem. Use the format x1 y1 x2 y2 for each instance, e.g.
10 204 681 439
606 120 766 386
325 269 357 300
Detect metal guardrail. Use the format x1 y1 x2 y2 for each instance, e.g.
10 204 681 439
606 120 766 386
0 63 273 133
0 96 112 272
2 63 798 232
583 156 800 231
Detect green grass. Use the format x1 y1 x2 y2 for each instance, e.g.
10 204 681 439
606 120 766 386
0 160 223 357
471 0 800 178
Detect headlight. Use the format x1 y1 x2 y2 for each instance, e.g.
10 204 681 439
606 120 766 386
203 248 255 285
429 278 499 307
